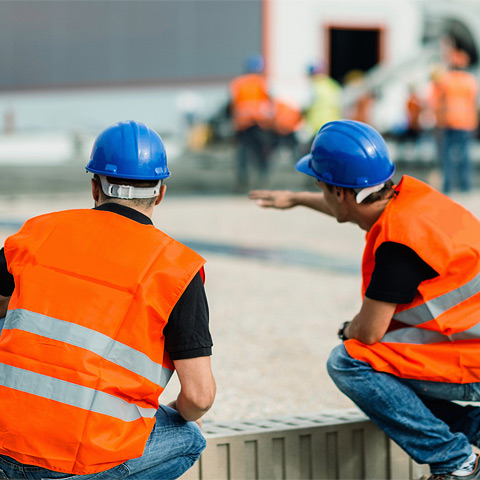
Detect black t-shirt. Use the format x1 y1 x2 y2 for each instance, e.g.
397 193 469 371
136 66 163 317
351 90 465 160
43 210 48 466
365 241 438 304
0 202 212 360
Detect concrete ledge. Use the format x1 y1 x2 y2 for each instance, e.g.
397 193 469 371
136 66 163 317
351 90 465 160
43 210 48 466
180 409 429 480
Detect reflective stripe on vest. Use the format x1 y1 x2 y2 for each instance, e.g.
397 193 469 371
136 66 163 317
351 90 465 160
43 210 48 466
4 309 174 388
392 270 480 327
0 363 156 421
383 322 480 344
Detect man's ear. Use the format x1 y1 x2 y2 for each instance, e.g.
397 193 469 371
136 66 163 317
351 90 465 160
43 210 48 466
334 186 345 202
91 178 101 204
154 184 167 206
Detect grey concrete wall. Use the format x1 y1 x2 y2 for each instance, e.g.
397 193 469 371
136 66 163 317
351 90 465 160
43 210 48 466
0 0 262 90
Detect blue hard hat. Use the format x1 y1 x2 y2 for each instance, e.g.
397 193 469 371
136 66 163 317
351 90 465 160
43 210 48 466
307 61 326 76
86 120 170 180
295 120 394 188
245 54 265 74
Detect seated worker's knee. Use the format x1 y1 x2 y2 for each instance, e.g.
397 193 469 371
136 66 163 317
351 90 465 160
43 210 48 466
184 421 207 459
326 343 355 384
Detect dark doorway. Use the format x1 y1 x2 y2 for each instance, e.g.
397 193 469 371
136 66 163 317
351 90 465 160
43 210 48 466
328 27 383 84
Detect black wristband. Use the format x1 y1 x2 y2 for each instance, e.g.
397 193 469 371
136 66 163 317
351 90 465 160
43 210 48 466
338 321 351 341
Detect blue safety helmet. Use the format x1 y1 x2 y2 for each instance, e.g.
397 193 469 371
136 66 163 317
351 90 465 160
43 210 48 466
295 120 394 188
307 61 326 76
86 120 170 180
245 54 265 74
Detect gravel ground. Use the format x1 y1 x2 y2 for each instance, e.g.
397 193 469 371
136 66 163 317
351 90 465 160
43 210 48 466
1 188 480 424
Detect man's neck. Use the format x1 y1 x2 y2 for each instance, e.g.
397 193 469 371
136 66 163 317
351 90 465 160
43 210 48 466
95 199 154 219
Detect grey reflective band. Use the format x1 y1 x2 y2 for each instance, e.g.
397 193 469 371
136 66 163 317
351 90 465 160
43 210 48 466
0 363 156 421
382 323 480 344
393 271 480 326
4 309 173 388
99 175 161 199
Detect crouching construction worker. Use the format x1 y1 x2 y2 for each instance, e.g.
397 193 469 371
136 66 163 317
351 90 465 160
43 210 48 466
0 120 215 479
250 119 480 479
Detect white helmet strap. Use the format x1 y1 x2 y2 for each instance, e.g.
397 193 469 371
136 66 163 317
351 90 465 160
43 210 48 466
354 183 385 204
98 175 161 200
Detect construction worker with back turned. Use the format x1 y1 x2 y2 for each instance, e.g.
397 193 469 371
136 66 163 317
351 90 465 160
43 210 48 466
0 120 216 479
229 53 274 191
250 119 480 479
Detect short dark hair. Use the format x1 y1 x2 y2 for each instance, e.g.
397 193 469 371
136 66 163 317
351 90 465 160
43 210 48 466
325 179 395 204
93 174 160 208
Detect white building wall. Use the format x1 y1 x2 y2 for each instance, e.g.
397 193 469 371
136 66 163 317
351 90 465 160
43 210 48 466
267 0 424 126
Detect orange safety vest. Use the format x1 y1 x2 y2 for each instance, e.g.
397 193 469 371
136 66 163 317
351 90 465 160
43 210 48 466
437 70 478 130
271 100 303 136
0 209 205 474
346 176 480 383
229 73 273 131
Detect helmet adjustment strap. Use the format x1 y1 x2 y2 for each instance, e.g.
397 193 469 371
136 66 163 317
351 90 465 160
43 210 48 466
98 175 161 200
354 183 385 204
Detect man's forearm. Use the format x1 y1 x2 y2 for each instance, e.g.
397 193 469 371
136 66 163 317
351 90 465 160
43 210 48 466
291 191 334 216
173 390 214 422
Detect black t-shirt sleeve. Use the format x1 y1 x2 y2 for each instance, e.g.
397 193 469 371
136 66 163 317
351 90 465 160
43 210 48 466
164 271 212 360
365 242 438 304
0 248 14 297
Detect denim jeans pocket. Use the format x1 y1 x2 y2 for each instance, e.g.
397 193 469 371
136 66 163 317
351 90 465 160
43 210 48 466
41 464 130 480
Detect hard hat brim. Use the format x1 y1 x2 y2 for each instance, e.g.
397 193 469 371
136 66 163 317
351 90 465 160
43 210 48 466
295 154 318 179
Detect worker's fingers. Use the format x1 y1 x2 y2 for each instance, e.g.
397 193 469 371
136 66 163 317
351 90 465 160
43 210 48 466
248 189 272 199
248 191 277 208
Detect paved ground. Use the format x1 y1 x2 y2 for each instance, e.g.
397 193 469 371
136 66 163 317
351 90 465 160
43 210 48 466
1 147 480 424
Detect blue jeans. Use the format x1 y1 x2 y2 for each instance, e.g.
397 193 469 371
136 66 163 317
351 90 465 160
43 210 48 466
441 128 474 193
327 344 480 475
0 405 206 480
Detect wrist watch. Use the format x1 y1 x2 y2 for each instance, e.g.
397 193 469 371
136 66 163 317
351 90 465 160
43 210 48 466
337 321 351 341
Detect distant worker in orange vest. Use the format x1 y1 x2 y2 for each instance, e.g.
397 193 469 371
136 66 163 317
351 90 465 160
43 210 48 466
343 69 375 125
250 120 480 479
425 64 447 162
229 54 274 191
269 98 303 162
437 48 478 193
0 121 216 479
397 83 424 161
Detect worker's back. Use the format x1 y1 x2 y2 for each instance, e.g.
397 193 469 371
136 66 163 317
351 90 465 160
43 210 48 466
0 208 204 475
229 73 272 131
438 70 478 130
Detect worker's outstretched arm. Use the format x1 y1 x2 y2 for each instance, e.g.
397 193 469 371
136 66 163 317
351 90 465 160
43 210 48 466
344 297 397 345
170 356 216 423
249 190 335 216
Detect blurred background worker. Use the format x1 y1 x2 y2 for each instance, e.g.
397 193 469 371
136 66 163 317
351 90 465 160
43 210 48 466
269 98 304 163
229 54 275 192
396 83 425 162
342 70 376 125
0 121 215 480
437 47 479 193
303 61 343 146
250 120 480 480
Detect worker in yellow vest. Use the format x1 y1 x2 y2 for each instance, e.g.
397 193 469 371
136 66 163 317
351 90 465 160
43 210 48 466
250 120 480 480
304 62 342 140
0 121 216 479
